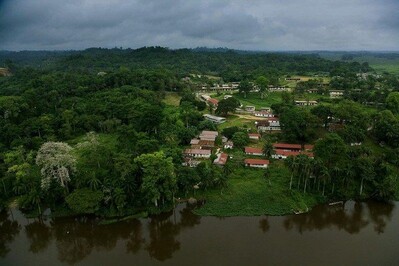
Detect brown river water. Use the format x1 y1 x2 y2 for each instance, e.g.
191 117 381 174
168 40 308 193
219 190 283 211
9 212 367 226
0 201 398 265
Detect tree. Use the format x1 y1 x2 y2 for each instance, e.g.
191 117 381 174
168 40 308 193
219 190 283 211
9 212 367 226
280 107 319 143
238 80 252 98
65 188 103 214
35 142 77 192
176 167 199 196
134 151 176 207
386 92 399 114
222 126 240 139
216 97 240 117
262 142 274 158
373 110 399 147
311 105 332 129
314 133 348 195
232 132 249 148
255 76 269 99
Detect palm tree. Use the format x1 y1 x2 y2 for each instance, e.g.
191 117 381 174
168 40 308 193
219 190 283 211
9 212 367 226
28 188 43 215
285 156 297 190
87 173 102 190
262 142 275 159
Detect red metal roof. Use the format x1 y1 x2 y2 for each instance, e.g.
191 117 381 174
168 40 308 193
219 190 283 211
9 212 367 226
248 133 261 137
245 147 263 154
304 144 314 151
214 153 228 165
244 159 270 165
273 143 302 150
275 150 301 156
208 98 219 105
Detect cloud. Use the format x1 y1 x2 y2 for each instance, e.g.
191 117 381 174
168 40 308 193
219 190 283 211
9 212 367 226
0 0 398 51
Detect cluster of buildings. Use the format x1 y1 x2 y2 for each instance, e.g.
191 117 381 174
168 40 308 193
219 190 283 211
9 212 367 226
307 89 345 98
242 142 314 169
198 83 240 93
255 118 281 132
182 128 315 170
183 130 229 167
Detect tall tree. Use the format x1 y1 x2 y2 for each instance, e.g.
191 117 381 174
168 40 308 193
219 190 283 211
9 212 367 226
215 97 240 117
134 151 176 207
238 80 252 98
255 76 269 99
35 142 77 192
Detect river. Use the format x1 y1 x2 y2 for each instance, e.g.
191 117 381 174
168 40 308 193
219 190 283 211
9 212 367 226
0 201 398 265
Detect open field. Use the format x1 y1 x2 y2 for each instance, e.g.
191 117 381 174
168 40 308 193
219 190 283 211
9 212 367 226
232 92 283 109
193 165 321 216
217 114 256 130
283 76 331 88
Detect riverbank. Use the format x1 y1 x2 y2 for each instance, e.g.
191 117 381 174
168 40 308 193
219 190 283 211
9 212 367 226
193 165 323 216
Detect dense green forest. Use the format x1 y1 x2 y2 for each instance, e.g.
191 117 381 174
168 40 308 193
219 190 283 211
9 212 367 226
0 47 398 218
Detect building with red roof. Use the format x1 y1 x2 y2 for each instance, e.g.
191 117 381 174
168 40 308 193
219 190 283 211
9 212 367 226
248 133 261 140
273 143 302 151
244 159 269 168
213 153 228 166
207 98 219 106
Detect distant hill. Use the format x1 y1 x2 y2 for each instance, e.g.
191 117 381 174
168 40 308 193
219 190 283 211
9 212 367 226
0 47 372 80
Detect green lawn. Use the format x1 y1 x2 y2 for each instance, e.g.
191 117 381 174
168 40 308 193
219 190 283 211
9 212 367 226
232 92 283 109
217 114 256 130
193 165 321 216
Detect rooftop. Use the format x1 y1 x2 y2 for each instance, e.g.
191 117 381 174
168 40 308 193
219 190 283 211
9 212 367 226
214 153 228 165
273 143 302 149
244 158 270 165
245 147 263 154
184 149 211 155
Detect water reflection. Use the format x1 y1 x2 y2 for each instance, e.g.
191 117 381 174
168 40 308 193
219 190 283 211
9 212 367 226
0 201 396 265
0 211 21 257
259 217 270 233
25 220 51 253
283 201 394 234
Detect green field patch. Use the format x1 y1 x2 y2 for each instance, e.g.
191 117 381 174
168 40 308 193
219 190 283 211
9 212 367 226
193 165 320 216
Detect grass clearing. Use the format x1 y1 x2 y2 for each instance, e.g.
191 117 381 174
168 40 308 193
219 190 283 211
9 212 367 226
218 114 255 130
193 165 321 216
163 92 181 106
233 92 283 109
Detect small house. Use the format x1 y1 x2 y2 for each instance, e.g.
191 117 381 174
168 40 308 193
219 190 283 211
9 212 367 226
248 133 261 140
203 114 226 124
245 147 263 156
329 90 344 98
213 153 228 166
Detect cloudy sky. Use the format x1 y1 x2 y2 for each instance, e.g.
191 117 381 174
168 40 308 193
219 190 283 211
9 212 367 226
0 0 398 51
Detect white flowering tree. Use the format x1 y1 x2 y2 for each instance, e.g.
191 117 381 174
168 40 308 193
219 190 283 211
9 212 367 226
36 142 76 192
